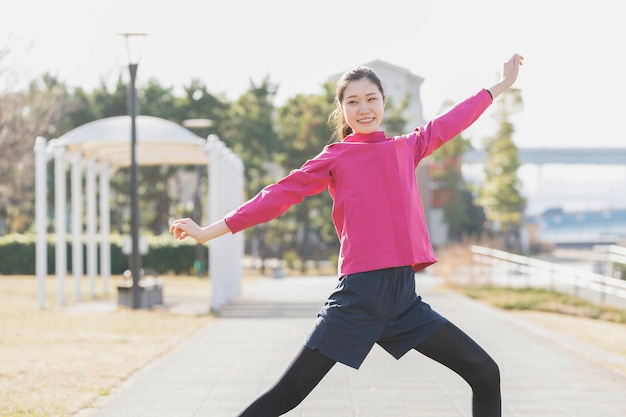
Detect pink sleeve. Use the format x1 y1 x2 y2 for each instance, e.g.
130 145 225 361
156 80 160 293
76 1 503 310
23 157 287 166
409 89 492 163
224 149 334 234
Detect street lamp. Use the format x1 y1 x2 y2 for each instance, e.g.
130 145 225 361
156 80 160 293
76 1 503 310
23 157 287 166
119 32 147 309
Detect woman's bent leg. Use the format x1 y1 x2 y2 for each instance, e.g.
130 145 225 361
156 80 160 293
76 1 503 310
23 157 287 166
237 345 336 417
414 321 501 417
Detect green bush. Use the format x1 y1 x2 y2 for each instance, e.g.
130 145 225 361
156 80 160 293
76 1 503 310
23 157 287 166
0 234 43 274
0 234 206 275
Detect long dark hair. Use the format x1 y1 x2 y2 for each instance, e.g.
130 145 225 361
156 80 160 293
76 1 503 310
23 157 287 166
327 66 385 142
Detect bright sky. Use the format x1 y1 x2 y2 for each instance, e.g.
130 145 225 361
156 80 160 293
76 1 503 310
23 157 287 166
2 0 625 150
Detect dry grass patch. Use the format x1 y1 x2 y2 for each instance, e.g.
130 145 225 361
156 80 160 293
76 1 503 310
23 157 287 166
0 275 213 417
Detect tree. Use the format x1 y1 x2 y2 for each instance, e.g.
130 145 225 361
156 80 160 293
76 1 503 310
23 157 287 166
274 82 337 263
428 100 486 242
219 76 281 269
0 74 71 234
430 133 486 242
476 88 526 251
138 79 228 235
220 75 280 197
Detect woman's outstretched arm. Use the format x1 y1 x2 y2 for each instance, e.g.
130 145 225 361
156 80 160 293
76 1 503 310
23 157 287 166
169 218 231 244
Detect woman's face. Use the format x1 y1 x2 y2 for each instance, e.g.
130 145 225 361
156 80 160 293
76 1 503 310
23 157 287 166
341 78 385 135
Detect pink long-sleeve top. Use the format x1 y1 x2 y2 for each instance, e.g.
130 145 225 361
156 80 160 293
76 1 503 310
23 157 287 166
225 89 492 277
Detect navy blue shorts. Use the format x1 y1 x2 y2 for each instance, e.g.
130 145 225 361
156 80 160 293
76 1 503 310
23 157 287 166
304 266 448 369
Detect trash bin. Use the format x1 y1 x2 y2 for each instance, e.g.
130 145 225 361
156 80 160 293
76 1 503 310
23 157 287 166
272 266 284 279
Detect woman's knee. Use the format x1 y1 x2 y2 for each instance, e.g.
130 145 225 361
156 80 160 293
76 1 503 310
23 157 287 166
469 357 500 390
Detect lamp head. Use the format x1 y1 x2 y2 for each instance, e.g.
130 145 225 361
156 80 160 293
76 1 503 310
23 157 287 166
118 33 148 65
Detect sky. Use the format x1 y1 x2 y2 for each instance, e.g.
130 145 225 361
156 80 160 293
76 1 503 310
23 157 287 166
2 0 626 214
3 0 625 150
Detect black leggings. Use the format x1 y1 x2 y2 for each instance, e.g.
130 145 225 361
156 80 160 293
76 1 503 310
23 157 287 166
237 321 501 417
415 321 501 416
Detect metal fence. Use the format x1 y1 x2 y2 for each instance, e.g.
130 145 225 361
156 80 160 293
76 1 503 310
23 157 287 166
469 245 626 308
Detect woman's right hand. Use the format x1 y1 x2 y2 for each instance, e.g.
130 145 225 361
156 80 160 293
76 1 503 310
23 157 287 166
169 218 231 244
169 217 203 241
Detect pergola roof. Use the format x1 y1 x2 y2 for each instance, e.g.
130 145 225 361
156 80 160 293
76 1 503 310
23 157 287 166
53 115 209 168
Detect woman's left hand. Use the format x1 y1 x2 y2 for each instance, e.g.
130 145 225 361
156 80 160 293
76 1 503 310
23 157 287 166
501 53 524 87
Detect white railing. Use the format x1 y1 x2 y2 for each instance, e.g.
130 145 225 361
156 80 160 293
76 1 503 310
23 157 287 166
469 245 626 308
591 244 626 277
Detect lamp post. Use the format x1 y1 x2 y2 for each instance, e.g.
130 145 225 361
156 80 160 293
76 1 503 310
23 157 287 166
120 33 147 309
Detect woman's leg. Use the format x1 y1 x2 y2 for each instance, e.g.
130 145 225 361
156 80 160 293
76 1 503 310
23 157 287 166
237 345 336 417
414 321 501 417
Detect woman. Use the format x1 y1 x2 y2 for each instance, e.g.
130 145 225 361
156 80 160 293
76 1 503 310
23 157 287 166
170 53 524 416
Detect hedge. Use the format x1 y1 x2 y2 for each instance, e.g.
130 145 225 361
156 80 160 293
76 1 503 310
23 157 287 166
0 234 207 276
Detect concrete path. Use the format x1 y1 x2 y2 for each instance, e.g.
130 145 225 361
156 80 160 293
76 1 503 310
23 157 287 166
81 274 626 417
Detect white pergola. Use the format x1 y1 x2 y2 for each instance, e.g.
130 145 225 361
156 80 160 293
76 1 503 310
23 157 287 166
34 115 244 311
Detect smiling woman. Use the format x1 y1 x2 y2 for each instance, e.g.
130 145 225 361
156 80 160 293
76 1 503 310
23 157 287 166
168 53 523 416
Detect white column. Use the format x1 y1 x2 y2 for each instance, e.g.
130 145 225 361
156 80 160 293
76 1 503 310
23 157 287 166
34 137 48 309
206 135 245 312
223 149 237 302
208 136 226 311
86 159 98 297
54 146 67 306
219 148 231 307
99 164 111 294
71 154 83 301
232 154 245 298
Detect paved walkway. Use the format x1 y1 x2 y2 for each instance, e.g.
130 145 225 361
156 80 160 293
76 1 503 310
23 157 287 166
80 274 626 417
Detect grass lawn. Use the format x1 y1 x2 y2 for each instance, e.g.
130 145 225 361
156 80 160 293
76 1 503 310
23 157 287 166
0 274 216 417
